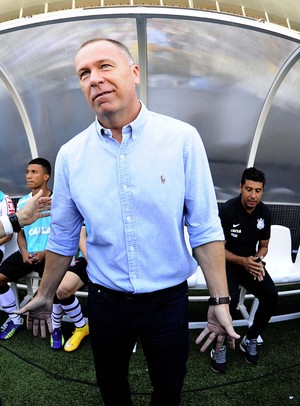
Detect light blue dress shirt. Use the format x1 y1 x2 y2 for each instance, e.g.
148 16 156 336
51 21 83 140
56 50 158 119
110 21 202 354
47 104 224 293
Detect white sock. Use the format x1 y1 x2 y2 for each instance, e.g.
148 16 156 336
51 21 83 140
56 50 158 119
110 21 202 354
0 287 22 324
51 303 63 329
61 296 85 328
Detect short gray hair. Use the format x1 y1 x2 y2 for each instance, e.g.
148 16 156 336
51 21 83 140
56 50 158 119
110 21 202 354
79 38 135 66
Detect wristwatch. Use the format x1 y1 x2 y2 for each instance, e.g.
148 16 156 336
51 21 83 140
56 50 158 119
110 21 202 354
8 213 22 233
208 296 231 305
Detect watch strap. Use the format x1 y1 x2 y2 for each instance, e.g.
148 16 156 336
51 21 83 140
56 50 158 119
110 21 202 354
208 296 231 305
8 213 22 233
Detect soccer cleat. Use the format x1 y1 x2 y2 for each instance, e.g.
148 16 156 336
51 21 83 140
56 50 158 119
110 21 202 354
64 323 89 352
0 317 24 340
50 327 65 350
210 345 227 373
240 335 259 364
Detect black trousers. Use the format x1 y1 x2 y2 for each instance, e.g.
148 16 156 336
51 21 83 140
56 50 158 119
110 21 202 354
0 251 44 283
227 264 278 339
88 281 189 406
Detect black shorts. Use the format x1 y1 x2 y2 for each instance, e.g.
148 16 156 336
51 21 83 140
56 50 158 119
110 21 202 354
68 256 88 285
0 251 45 282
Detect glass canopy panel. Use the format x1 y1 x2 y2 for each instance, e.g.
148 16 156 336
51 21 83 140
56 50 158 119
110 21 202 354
256 59 300 204
0 80 33 195
146 17 299 200
0 17 137 195
0 9 300 202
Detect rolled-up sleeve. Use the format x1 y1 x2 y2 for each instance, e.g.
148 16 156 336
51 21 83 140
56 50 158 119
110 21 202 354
184 128 224 247
46 147 84 256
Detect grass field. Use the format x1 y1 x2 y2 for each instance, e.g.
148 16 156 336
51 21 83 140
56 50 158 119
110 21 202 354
0 293 299 405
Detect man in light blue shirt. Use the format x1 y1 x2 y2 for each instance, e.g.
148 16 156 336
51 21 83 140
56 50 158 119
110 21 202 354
18 39 239 405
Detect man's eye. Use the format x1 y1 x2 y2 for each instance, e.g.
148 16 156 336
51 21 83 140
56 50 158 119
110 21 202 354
80 71 89 79
101 64 112 70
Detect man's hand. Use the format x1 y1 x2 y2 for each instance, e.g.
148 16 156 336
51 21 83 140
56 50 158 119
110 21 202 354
29 251 45 265
17 190 52 227
14 295 53 338
244 256 265 281
195 304 240 352
22 251 36 265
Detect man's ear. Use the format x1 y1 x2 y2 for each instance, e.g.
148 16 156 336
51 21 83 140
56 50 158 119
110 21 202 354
132 64 140 85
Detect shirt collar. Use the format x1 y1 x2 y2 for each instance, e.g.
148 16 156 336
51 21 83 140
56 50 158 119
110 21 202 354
95 102 149 141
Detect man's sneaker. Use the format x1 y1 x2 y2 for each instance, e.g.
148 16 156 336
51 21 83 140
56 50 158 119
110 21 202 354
210 345 227 373
0 317 24 340
64 323 89 352
50 327 64 350
240 336 259 364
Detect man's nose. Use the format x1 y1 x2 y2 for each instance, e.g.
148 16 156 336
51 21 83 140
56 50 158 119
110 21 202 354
90 70 104 87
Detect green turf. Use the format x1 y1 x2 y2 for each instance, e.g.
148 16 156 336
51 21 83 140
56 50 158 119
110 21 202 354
0 295 299 405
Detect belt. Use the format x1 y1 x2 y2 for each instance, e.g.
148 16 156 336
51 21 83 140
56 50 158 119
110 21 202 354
89 280 187 300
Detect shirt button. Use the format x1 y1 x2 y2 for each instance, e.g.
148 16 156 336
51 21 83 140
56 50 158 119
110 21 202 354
126 216 132 222
120 155 125 160
123 185 128 190
129 246 135 252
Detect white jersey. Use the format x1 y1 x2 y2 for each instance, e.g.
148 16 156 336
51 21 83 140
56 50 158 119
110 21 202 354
0 191 15 256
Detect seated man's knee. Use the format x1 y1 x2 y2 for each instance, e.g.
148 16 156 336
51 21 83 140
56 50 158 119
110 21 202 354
56 284 72 300
0 273 9 287
257 286 278 305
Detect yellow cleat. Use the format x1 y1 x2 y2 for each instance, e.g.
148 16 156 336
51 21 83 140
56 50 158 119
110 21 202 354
64 323 89 352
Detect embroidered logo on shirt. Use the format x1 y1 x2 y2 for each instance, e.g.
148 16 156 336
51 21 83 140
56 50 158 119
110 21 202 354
257 218 265 230
160 175 165 184
230 223 241 238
